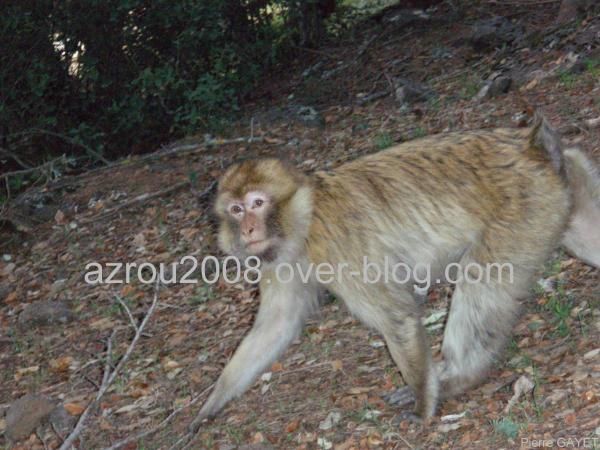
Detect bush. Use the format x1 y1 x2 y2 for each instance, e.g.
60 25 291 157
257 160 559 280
0 0 336 169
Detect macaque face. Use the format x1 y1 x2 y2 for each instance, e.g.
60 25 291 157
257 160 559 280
224 190 279 260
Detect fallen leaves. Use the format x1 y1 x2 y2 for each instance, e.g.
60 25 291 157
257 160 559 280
64 402 86 416
285 418 300 433
14 365 40 381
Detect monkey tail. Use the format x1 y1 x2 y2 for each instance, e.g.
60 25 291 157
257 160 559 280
561 148 600 267
529 113 600 267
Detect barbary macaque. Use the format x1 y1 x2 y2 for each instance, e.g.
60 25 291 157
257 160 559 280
191 115 600 429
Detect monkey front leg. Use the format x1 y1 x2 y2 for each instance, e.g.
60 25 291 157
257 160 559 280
190 275 317 431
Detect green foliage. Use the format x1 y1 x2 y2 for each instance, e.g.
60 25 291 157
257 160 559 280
374 132 394 150
559 71 577 89
585 58 600 78
492 417 520 439
454 74 480 99
190 284 215 305
1 0 336 167
545 286 573 337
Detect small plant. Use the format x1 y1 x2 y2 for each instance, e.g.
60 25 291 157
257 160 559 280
223 424 244 444
412 126 427 139
458 75 480 99
559 71 577 89
585 58 600 78
542 253 563 277
190 284 215 305
374 132 394 150
545 287 573 337
492 417 520 439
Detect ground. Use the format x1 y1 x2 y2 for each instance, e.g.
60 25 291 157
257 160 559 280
0 1 599 449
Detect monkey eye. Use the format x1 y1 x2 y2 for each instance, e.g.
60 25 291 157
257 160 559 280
252 198 264 208
230 205 243 215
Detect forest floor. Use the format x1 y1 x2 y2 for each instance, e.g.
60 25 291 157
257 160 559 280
1 2 599 449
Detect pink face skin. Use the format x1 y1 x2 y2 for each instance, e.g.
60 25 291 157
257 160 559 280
227 191 273 255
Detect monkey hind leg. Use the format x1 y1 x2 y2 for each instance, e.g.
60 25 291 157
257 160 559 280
562 148 600 268
439 222 567 398
437 277 520 398
382 313 439 418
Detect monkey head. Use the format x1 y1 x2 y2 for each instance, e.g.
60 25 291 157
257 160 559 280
214 158 313 265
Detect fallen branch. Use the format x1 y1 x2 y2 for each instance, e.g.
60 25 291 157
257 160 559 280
21 129 109 165
59 284 160 450
80 180 190 224
0 147 32 169
82 177 218 225
27 134 262 197
0 155 68 182
204 135 264 146
114 296 138 332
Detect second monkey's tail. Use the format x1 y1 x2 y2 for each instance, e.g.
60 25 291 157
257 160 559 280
561 148 600 267
529 113 600 268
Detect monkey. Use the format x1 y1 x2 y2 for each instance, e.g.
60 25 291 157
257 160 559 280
190 115 600 430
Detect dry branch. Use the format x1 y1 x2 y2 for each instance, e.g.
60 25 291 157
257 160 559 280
0 155 67 182
81 178 217 225
59 284 160 450
80 180 190 224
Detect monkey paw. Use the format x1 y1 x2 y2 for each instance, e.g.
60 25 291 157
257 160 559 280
383 386 415 407
392 410 423 426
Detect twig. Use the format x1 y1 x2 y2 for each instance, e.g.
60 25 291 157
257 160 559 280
59 284 160 450
114 296 138 332
102 330 117 387
103 384 213 450
204 135 264 146
0 155 67 182
22 128 109 165
0 147 32 169
191 179 218 203
392 433 415 450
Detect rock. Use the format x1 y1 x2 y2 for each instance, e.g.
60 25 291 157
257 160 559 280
48 405 76 437
512 112 529 127
296 106 324 127
556 0 593 24
319 410 342 430
0 283 10 303
537 277 556 293
394 78 433 105
490 75 512 95
18 300 74 327
583 348 600 360
5 394 55 441
477 75 512 100
470 17 524 51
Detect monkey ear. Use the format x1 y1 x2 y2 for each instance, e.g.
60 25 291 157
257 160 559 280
282 185 313 239
528 112 563 174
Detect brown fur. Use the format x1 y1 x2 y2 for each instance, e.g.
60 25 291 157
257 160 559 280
193 118 599 429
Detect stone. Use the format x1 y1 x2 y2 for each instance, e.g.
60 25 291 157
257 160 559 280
5 394 55 441
18 300 74 327
556 0 593 24
0 283 10 303
477 75 512 99
296 106 324 127
394 78 433 104
49 405 76 437
471 17 524 51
